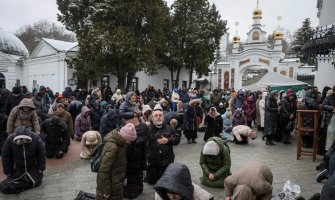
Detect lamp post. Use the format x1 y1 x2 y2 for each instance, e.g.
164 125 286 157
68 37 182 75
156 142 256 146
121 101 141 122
209 60 218 91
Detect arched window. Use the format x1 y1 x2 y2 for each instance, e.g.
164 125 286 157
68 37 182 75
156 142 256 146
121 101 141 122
252 31 260 40
0 73 5 89
280 71 287 76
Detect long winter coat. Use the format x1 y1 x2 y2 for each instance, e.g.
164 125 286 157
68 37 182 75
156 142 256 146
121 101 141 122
119 91 137 121
322 90 335 128
224 161 273 200
96 129 127 200
74 106 91 141
154 163 214 200
41 117 70 152
320 172 335 200
99 109 119 138
279 94 297 131
255 97 261 126
32 96 48 115
183 99 202 131
264 92 278 136
204 109 223 141
200 137 231 188
259 92 268 128
90 101 103 131
52 110 73 138
231 91 245 114
2 127 46 187
243 96 256 122
124 124 152 199
6 98 40 134
147 124 180 167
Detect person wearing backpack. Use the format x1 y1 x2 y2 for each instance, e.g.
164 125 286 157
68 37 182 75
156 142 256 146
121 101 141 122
96 123 137 200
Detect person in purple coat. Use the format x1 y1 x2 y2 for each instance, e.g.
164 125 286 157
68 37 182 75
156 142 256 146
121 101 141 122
74 106 91 141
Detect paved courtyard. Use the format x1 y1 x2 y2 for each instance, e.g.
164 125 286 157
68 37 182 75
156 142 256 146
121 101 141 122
0 131 325 200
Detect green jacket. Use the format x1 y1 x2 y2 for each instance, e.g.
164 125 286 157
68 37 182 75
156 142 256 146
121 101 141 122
200 137 231 188
96 129 126 200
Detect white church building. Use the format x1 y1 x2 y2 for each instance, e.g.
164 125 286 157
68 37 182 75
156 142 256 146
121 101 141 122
214 3 302 91
0 28 195 93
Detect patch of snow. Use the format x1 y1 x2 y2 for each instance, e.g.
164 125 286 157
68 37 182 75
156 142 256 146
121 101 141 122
43 38 77 52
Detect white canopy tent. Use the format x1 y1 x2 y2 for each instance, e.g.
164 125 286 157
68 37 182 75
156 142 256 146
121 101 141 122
244 71 308 91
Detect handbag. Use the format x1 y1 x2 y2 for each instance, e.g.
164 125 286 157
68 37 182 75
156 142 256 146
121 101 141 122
195 115 202 127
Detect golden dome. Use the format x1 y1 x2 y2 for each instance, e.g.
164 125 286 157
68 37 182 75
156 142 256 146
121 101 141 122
233 36 241 43
253 8 262 19
274 30 284 40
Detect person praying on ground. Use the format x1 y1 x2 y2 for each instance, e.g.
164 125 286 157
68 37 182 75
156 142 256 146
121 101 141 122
224 161 273 200
232 125 257 145
200 137 231 188
80 131 101 159
0 127 45 194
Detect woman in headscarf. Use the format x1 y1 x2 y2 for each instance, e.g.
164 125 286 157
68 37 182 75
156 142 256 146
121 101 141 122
264 90 279 145
203 106 223 142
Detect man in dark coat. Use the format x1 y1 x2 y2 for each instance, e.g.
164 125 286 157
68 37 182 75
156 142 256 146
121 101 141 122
99 109 119 139
144 85 156 104
38 86 50 108
90 101 103 131
103 87 113 104
62 87 75 99
41 116 70 158
0 88 10 114
67 99 83 127
0 127 46 194
145 110 180 184
5 86 25 116
32 91 48 114
119 91 139 121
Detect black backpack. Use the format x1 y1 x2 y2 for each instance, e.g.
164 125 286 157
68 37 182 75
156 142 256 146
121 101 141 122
90 142 105 172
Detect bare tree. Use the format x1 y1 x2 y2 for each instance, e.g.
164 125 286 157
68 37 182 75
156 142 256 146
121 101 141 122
15 19 76 53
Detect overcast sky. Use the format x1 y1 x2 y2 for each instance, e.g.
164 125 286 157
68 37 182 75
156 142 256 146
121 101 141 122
1 0 318 41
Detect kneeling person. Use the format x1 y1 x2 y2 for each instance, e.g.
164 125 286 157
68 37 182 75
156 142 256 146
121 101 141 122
0 127 46 194
80 131 101 159
232 125 257 144
200 137 231 188
42 116 70 158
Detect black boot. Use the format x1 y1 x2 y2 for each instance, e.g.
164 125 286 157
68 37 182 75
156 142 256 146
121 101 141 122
192 138 197 143
187 139 192 144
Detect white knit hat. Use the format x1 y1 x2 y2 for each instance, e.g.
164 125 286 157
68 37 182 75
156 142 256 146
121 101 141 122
202 141 220 156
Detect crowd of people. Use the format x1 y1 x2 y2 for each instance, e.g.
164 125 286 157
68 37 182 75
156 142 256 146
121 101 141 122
0 83 333 199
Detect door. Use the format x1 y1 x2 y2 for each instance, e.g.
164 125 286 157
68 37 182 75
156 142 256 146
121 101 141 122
0 73 5 89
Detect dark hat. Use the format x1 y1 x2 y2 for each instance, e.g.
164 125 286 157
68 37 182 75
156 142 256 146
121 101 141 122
12 86 21 95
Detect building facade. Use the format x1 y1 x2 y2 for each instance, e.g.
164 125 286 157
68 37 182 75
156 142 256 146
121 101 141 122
214 3 301 91
313 0 335 89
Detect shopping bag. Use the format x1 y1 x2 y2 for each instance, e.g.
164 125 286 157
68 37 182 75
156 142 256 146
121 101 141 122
271 180 301 200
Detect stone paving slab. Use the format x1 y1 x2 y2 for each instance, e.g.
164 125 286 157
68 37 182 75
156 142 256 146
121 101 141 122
0 131 325 199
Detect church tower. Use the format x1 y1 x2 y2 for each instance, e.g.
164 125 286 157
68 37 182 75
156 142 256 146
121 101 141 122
246 0 267 44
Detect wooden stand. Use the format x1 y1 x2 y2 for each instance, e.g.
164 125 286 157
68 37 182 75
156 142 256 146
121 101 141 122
296 110 318 162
